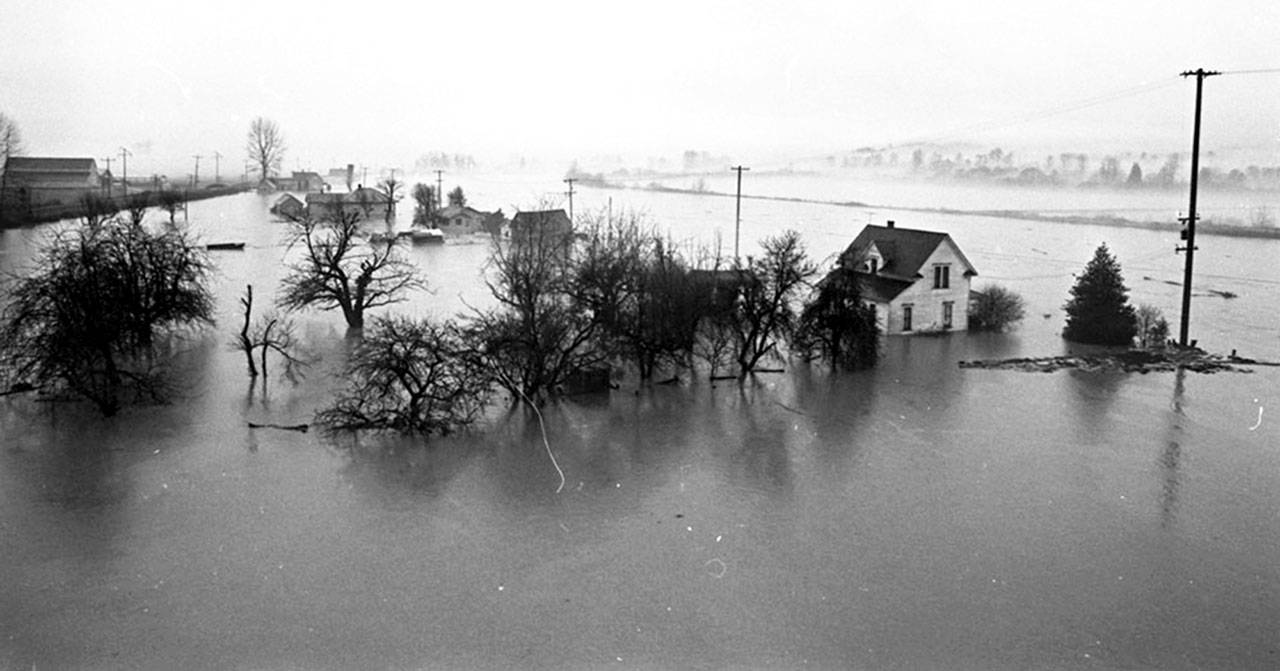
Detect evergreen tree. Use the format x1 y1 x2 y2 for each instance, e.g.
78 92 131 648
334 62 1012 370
1062 244 1137 345
448 186 466 208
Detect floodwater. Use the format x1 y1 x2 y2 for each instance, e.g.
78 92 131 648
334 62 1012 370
1 175 1279 669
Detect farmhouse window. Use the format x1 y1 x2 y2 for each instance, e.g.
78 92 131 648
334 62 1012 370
933 264 950 289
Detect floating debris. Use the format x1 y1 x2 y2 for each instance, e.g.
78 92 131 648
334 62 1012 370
959 348 1273 374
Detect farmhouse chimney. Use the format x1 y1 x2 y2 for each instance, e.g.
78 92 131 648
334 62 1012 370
886 220 895 228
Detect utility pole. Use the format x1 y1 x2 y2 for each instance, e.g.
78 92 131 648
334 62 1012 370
119 147 131 195
100 156 115 197
1176 68 1219 348
730 165 750 263
563 177 577 221
192 154 203 188
434 169 444 214
212 151 222 184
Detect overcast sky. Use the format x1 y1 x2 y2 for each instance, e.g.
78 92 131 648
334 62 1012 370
2 0 1277 176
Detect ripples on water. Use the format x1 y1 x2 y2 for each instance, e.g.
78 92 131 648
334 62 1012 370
1 179 1278 669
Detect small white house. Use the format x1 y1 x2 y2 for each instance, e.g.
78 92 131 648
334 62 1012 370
839 221 978 334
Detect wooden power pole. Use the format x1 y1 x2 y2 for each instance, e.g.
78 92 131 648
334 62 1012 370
1176 68 1219 347
118 147 131 195
730 165 750 263
563 177 577 221
430 169 440 211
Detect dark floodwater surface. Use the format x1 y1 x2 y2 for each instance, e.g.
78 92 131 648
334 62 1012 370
2 182 1279 669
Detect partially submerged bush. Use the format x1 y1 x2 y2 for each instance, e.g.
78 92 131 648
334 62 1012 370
969 283 1027 332
1135 303 1170 349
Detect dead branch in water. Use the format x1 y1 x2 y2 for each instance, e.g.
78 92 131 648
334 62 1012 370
247 422 310 432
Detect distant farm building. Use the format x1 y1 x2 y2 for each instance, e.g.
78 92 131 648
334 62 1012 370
509 209 573 245
306 187 390 222
326 165 354 190
1 157 108 215
434 204 496 234
268 171 328 193
269 193 306 219
838 221 978 334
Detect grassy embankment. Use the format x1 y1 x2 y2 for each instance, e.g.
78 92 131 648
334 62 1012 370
0 183 254 228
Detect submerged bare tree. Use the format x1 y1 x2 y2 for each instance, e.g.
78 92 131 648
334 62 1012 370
124 192 151 226
470 216 604 402
246 116 285 183
318 315 492 434
277 211 425 330
0 217 213 415
573 210 707 381
157 188 185 224
726 230 816 376
0 111 22 172
79 192 120 228
377 176 404 223
233 284 306 380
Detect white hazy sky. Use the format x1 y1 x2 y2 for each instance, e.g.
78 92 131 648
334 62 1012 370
2 0 1278 176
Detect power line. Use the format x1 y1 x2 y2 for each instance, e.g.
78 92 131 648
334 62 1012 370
897 77 1183 147
1219 68 1280 75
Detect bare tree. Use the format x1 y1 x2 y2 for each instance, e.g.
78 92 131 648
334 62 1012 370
0 111 22 172
727 230 816 376
157 188 186 224
245 117 285 184
377 176 404 223
233 284 306 380
317 315 492 434
690 244 740 380
79 192 120 229
0 217 213 415
277 211 426 330
124 192 151 226
470 219 605 402
573 210 705 381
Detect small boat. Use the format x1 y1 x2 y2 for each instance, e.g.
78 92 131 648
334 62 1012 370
205 242 246 251
410 228 445 244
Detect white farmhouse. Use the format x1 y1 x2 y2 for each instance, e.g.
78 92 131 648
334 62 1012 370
839 221 978 334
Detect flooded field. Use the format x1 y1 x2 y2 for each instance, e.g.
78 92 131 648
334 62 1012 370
2 175 1279 669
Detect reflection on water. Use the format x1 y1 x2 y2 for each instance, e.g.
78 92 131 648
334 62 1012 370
1066 368 1124 446
1159 368 1187 529
2 183 1280 668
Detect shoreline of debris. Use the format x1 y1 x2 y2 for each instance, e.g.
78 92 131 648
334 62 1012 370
959 348 1276 374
